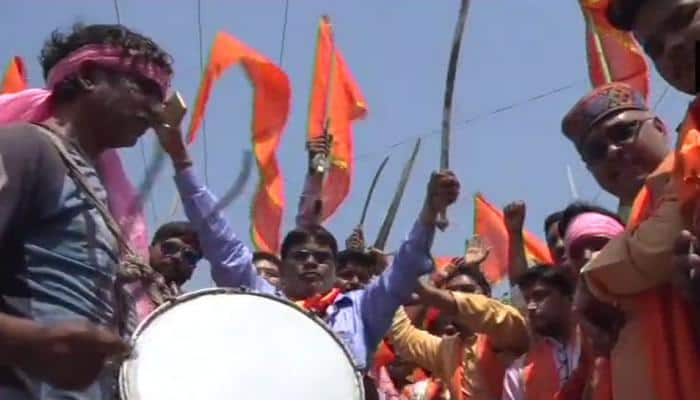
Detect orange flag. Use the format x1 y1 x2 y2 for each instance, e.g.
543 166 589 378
1 56 27 94
473 193 552 287
579 0 650 101
187 32 291 253
307 16 368 221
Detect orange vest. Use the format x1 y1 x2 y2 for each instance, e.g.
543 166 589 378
624 111 700 398
519 335 592 400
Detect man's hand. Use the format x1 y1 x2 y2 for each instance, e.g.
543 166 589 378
18 320 129 390
672 230 700 304
154 123 191 171
307 135 331 174
464 235 490 266
345 226 365 251
420 171 460 226
503 201 526 234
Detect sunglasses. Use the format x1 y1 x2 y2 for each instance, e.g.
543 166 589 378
160 240 202 266
289 249 333 264
582 117 654 164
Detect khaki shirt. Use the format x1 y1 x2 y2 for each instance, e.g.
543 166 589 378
389 293 529 400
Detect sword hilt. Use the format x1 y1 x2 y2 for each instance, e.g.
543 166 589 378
435 210 449 231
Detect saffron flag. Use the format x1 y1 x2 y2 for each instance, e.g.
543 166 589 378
1 56 27 94
187 32 291 253
473 193 552 290
307 15 368 221
579 0 650 101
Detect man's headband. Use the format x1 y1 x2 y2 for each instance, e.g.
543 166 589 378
46 44 171 98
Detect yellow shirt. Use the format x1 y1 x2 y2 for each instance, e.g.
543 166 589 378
389 293 529 400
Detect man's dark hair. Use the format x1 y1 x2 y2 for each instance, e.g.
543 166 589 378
558 201 625 238
280 225 338 261
543 211 564 235
39 23 173 104
337 249 374 271
151 221 199 248
515 264 575 299
253 251 282 268
444 263 492 297
606 0 646 31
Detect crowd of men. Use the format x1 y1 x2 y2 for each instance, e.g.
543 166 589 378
0 0 699 399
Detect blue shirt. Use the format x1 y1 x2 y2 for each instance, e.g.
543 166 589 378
0 124 120 400
175 167 435 370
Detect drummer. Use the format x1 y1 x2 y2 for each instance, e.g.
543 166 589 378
161 126 458 371
0 23 172 398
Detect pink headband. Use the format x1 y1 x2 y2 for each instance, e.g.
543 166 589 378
46 44 171 97
564 212 624 258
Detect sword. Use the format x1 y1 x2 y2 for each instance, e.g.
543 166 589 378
373 139 421 251
437 0 471 231
359 155 391 227
311 15 336 175
204 150 254 218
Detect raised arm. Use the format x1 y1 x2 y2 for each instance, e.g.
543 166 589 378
295 136 329 228
388 307 442 375
413 281 529 355
159 123 271 292
504 202 529 283
359 171 459 350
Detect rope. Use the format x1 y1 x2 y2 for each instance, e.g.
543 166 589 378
354 79 584 161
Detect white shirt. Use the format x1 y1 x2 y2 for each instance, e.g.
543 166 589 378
501 334 581 400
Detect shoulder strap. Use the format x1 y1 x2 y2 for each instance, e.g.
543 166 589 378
32 125 136 257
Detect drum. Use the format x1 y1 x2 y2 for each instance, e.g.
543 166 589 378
119 288 364 400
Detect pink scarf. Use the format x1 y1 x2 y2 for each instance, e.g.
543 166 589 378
563 212 624 259
0 44 172 320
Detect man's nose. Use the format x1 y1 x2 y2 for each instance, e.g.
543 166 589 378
302 260 320 270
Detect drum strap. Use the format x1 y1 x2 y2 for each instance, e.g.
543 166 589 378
34 125 178 334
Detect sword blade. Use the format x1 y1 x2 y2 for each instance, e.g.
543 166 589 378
373 139 421 251
440 0 470 170
205 150 254 218
359 155 391 226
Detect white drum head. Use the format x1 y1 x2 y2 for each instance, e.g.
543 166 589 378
120 288 363 400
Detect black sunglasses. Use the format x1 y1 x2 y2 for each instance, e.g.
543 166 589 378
289 249 333 264
582 117 654 164
160 240 201 266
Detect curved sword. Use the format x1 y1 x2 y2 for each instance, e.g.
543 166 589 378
359 155 391 227
373 139 421 251
437 0 471 231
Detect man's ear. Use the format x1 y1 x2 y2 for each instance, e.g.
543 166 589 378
75 61 98 91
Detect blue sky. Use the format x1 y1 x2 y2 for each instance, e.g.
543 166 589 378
1 1 692 291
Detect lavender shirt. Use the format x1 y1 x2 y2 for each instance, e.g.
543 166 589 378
175 168 435 370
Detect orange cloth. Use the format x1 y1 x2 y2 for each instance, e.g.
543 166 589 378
473 193 552 287
578 0 650 101
582 150 700 399
307 16 367 221
187 32 291 253
1 56 27 94
295 287 342 316
674 99 700 228
519 337 592 400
